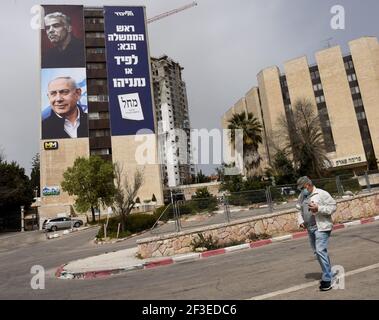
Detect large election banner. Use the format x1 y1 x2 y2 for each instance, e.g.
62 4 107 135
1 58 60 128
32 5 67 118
104 6 155 136
40 5 88 140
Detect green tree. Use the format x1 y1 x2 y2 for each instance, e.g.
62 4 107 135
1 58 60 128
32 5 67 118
113 163 144 232
266 150 297 185
192 187 212 199
277 99 331 178
227 112 263 177
191 187 218 212
61 156 115 222
30 153 40 197
0 160 34 228
194 169 211 183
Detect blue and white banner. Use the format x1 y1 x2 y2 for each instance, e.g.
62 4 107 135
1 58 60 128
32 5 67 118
104 6 155 136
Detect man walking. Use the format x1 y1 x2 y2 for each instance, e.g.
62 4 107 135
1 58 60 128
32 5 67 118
296 176 337 291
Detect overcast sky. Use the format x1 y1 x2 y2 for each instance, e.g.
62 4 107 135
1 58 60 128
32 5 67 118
0 0 378 175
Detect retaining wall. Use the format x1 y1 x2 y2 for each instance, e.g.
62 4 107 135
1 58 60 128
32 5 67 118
137 191 379 258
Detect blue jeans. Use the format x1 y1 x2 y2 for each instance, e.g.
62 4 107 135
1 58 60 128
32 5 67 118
307 226 333 282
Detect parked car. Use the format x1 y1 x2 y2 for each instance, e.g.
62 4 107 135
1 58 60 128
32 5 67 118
280 187 297 196
42 217 83 232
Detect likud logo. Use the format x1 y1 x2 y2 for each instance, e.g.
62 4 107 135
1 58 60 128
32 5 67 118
42 186 60 196
118 93 144 121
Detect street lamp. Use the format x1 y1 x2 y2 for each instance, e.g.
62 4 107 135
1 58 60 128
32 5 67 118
20 206 25 232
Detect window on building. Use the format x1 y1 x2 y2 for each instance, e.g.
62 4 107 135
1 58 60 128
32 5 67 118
353 99 363 108
347 74 357 82
88 79 107 86
89 129 110 137
313 83 323 91
344 60 354 70
86 48 105 55
350 86 360 95
88 95 109 102
310 70 320 80
316 96 325 104
88 112 99 120
86 32 105 38
90 148 110 156
87 63 106 70
356 112 366 120
85 18 104 24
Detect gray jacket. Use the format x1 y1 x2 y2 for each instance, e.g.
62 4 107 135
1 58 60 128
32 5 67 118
296 187 337 231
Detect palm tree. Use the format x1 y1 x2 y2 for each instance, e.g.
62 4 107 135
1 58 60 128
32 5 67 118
277 98 331 178
227 112 263 177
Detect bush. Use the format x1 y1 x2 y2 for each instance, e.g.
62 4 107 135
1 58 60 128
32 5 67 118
177 202 196 215
126 213 156 233
227 190 266 206
191 188 219 213
153 205 174 222
313 179 339 196
248 232 271 242
191 233 220 251
341 178 361 193
96 213 157 239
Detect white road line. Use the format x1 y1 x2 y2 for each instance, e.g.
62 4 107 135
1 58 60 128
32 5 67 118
247 262 379 300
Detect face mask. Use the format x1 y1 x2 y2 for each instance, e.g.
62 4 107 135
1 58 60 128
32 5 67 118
302 189 310 197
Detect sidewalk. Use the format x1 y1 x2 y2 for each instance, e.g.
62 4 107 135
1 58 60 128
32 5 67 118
56 215 379 280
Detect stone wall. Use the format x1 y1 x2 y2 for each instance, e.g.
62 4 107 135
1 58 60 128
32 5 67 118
137 191 379 259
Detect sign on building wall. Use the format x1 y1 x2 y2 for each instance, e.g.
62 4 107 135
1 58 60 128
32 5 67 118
44 141 59 150
331 154 367 167
40 5 88 140
42 186 61 196
104 6 155 136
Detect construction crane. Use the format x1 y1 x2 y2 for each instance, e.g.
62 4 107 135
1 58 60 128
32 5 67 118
147 1 197 24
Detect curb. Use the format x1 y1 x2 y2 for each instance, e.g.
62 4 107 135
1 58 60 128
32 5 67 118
46 226 95 240
56 215 379 280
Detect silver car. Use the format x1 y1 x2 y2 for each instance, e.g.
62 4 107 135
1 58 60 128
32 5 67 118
42 217 83 232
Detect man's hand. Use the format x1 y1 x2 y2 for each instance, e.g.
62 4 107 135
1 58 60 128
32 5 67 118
299 223 306 229
309 201 319 214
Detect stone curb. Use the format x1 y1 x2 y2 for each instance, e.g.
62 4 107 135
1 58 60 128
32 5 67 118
46 226 96 240
56 215 379 280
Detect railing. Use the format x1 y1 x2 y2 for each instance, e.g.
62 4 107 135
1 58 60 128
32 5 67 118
150 173 377 235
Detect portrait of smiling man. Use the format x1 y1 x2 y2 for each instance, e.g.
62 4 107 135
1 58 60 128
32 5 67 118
42 76 88 139
42 11 85 68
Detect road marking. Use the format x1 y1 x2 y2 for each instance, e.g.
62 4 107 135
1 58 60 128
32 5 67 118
247 262 379 300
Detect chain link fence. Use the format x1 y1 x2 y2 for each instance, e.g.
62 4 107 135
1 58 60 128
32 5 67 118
150 173 376 235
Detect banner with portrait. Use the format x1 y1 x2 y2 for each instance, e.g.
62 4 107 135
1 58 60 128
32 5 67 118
40 5 88 140
104 6 155 136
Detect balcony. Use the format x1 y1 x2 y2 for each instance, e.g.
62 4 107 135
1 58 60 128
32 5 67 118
86 53 106 62
84 23 104 32
88 102 109 113
89 119 110 130
85 37 105 47
87 85 108 95
87 69 107 78
89 136 112 149
84 10 104 18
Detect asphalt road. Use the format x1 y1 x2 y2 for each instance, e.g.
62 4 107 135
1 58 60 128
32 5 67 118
0 220 378 300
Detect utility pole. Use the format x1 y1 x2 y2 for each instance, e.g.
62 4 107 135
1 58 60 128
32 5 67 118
20 206 25 232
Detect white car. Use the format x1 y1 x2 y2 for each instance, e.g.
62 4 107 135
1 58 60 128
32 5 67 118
42 217 83 232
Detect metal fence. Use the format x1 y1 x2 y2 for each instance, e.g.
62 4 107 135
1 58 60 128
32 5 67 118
150 172 377 235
